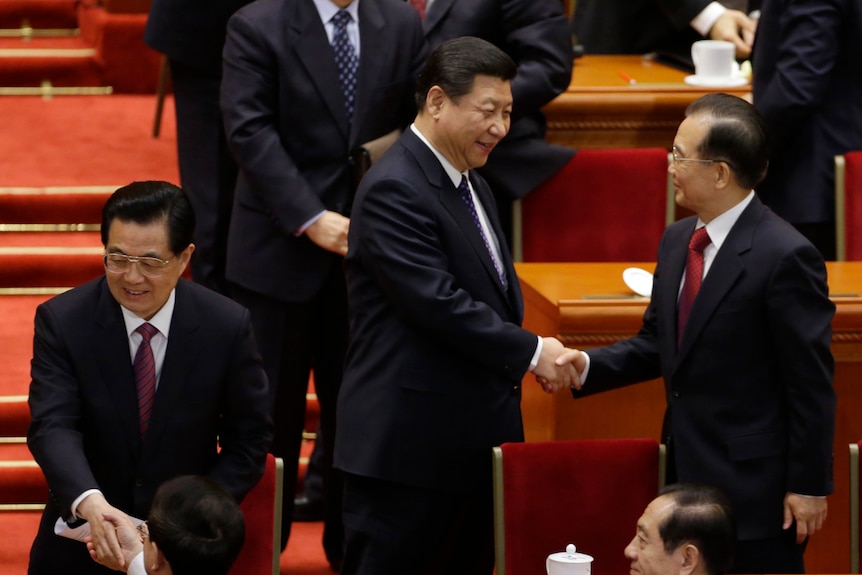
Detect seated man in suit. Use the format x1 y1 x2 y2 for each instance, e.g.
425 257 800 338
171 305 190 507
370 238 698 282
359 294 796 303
336 36 579 574
27 181 272 575
574 0 759 63
85 475 245 575
560 93 835 574
626 483 736 575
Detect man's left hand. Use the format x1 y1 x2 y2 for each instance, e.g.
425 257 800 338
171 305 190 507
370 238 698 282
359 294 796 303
783 492 827 543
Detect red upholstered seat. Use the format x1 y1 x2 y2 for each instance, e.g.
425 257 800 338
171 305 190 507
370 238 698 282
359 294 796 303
229 453 283 575
492 438 664 575
516 149 671 262
836 152 862 261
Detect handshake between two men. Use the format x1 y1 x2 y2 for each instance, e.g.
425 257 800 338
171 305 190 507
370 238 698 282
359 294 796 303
533 338 587 394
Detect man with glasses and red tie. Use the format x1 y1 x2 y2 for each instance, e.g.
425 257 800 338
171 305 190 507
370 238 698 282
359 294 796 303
559 93 836 574
26 181 272 575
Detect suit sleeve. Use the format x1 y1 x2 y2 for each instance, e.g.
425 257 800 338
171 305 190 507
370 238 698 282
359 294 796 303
355 175 537 379
208 307 273 501
27 303 99 517
753 0 845 148
221 12 324 233
767 243 835 495
500 0 573 117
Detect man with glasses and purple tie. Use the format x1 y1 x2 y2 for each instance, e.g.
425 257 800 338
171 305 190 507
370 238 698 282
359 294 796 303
559 93 835 574
26 181 272 575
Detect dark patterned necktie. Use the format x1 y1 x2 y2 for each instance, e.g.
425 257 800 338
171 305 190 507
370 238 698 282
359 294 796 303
134 322 159 438
677 227 711 346
457 175 507 290
331 10 359 124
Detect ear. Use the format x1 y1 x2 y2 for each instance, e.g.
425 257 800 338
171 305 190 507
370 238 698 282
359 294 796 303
714 161 732 189
678 543 701 575
426 86 446 119
149 541 172 573
177 243 195 276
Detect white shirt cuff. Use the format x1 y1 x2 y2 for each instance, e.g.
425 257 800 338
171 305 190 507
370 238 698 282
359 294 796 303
528 335 542 372
691 2 726 37
127 551 146 575
70 489 103 521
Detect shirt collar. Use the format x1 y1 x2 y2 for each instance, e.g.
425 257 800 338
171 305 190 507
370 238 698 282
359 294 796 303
410 123 467 189
313 0 360 25
697 190 755 250
121 288 176 339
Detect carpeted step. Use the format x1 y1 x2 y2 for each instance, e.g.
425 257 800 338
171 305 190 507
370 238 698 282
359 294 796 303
0 35 102 88
0 396 30 437
0 186 113 225
0 245 104 289
0 0 78 29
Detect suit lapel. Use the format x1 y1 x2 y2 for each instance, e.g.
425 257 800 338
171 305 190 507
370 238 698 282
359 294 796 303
351 0 385 145
676 199 762 359
292 1 350 140
93 280 142 456
422 0 456 35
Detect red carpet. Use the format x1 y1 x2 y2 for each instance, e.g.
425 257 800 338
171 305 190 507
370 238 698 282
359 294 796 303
0 95 178 187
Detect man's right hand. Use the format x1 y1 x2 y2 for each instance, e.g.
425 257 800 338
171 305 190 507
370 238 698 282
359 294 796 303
305 211 349 256
709 10 758 58
533 337 581 392
77 492 129 571
85 512 142 571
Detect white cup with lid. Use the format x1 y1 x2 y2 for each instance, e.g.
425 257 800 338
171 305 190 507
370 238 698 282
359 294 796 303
546 544 594 575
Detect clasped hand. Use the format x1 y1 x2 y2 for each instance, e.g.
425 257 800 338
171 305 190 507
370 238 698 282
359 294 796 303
533 337 587 393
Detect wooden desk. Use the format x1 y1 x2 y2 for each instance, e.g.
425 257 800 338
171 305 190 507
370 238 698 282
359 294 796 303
515 262 862 573
543 55 752 149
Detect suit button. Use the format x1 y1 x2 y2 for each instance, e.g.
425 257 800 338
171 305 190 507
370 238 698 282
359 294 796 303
134 478 144 487
512 385 520 392
672 390 680 398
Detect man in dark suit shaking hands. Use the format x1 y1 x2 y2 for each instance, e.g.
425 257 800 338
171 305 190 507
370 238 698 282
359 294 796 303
561 93 835 574
336 37 580 575
26 181 272 575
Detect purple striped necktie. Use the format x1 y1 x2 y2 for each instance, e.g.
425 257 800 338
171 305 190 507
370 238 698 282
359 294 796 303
134 322 159 439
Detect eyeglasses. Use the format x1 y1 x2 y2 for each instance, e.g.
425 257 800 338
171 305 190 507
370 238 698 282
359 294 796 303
671 147 717 167
137 521 149 543
104 253 172 277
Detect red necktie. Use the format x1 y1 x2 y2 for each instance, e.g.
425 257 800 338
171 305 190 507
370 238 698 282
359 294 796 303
408 0 427 19
677 227 711 346
134 323 159 438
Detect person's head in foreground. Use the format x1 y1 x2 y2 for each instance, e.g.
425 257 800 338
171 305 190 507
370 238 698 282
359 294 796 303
140 475 245 575
626 483 736 575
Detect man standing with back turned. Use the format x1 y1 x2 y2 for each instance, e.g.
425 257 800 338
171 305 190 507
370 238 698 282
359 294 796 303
561 94 835 574
336 37 579 575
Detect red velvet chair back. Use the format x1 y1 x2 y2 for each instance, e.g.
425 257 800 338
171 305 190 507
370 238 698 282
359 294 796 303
517 149 671 262
493 438 662 575
851 442 862 573
229 454 283 575
837 152 862 261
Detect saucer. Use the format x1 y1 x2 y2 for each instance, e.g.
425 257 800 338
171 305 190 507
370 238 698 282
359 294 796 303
622 267 653 297
684 74 749 87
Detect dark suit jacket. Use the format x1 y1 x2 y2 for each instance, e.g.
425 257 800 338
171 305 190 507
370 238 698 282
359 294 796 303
422 0 575 199
752 0 862 225
27 278 272 574
221 0 426 302
572 197 835 540
336 129 538 493
145 0 253 72
574 0 709 62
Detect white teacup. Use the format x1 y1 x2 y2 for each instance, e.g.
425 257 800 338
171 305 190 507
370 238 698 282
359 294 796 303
547 544 594 575
691 40 737 81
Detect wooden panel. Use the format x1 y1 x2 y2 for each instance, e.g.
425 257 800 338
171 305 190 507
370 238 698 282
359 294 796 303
544 55 752 149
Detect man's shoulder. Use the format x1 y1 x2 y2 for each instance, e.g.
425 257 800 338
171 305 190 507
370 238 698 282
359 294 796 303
176 279 248 320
